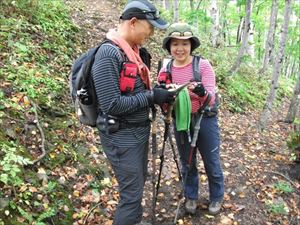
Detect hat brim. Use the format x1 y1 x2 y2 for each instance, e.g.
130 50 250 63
162 36 200 52
148 18 169 29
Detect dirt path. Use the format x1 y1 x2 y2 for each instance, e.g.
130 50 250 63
69 1 300 224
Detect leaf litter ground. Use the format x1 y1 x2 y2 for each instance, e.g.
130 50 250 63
68 1 300 224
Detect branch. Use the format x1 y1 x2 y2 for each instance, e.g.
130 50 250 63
30 100 47 164
265 170 299 190
82 201 103 225
195 0 202 11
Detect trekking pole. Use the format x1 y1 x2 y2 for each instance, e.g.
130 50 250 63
151 106 157 225
155 82 191 205
151 60 163 225
173 93 212 224
155 102 173 204
168 131 182 181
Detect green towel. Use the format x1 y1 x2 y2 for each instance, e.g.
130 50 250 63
175 88 191 131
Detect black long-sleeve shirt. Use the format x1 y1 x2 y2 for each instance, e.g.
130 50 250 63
92 42 151 147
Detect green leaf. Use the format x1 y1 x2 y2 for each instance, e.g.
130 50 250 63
0 174 8 184
14 42 28 52
17 206 33 223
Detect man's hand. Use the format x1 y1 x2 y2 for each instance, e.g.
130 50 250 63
145 87 176 106
153 87 176 105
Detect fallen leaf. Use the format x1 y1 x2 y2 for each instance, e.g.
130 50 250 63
220 215 233 225
224 162 231 168
29 186 38 193
73 190 80 197
177 219 184 224
107 200 118 205
204 214 215 219
200 174 207 182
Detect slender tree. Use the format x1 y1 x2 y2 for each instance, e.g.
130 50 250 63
258 0 293 130
190 0 194 10
285 70 300 123
229 0 252 74
259 0 279 74
210 0 220 47
236 15 243 44
173 0 179 22
221 1 230 46
245 21 255 58
164 0 171 10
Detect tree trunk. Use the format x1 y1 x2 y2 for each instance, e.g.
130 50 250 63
258 0 293 130
257 31 263 60
220 1 229 46
195 0 202 11
229 0 252 74
210 0 220 47
236 16 243 44
173 0 179 22
190 0 194 10
259 0 278 74
283 55 289 78
290 59 297 78
245 21 255 58
285 70 300 123
164 0 171 10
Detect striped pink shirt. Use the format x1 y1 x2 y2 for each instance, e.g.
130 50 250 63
159 57 216 113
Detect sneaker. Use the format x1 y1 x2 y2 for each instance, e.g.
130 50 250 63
208 201 222 215
185 199 197 214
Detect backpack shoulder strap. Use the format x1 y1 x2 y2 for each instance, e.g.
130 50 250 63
192 55 202 82
100 39 126 61
139 47 152 69
166 59 174 74
166 56 201 81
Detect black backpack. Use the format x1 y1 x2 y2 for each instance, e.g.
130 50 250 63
69 40 124 127
166 56 220 115
69 40 151 127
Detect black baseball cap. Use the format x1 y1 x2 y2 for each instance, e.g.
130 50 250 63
120 0 169 29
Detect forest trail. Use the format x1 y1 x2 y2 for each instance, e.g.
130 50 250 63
69 1 300 224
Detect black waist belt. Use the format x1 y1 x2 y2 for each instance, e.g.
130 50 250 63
191 109 218 118
119 119 151 129
203 110 217 117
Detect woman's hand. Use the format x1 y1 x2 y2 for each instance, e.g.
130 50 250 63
188 82 207 97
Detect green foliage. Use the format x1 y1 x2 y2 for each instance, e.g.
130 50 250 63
277 77 295 100
0 0 78 108
17 205 56 225
266 200 289 215
273 182 294 194
0 1 81 224
224 70 268 112
0 142 32 186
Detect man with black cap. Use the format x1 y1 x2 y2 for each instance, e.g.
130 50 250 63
91 1 172 224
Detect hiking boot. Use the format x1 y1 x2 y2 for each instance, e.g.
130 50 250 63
185 199 197 214
208 201 222 215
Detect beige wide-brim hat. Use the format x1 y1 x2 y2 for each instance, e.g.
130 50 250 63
162 22 200 53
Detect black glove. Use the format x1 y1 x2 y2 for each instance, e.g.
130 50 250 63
145 88 175 106
192 83 207 97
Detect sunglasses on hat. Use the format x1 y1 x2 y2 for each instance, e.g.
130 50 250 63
120 10 160 20
169 31 193 37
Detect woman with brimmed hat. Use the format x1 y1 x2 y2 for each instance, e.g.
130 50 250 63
158 22 224 215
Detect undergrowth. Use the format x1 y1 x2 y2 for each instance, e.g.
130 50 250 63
0 0 99 224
